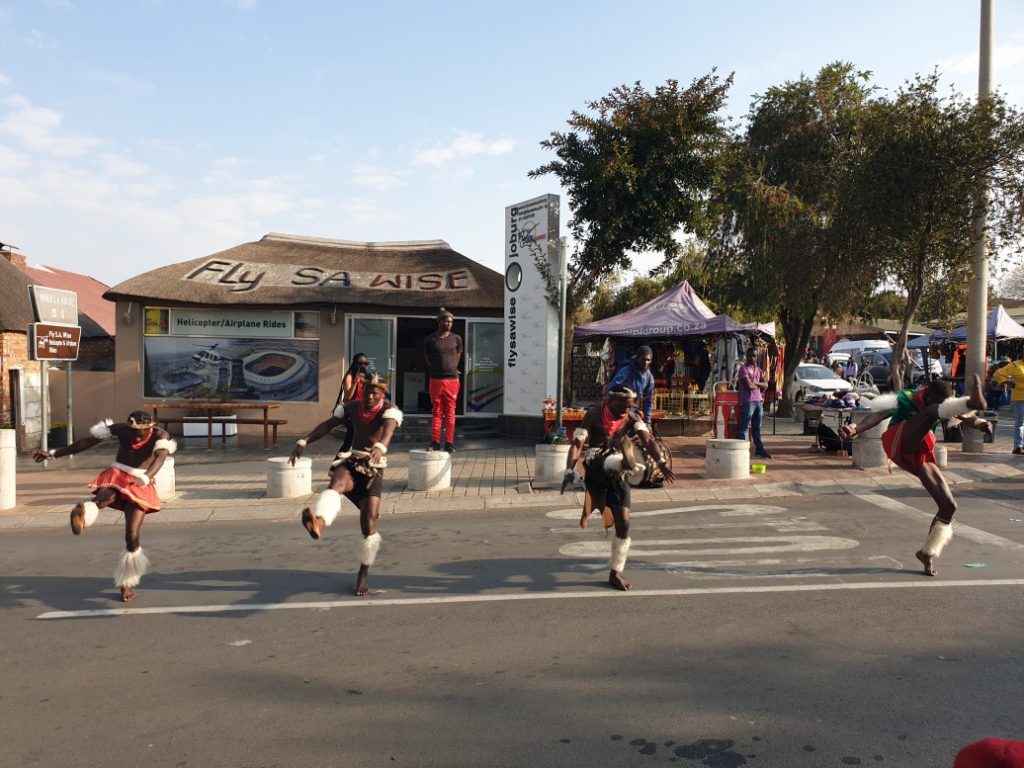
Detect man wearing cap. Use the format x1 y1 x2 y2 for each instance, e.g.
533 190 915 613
32 410 177 602
608 346 655 424
423 307 463 452
290 372 403 596
561 385 675 591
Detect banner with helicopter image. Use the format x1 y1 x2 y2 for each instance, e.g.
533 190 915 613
143 307 319 401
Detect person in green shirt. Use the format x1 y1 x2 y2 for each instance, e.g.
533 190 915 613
840 376 991 577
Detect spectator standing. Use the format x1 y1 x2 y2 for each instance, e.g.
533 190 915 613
423 308 463 452
990 355 1024 455
737 347 771 459
608 345 655 423
844 356 859 382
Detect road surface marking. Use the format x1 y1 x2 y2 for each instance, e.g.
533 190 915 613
36 579 1024 620
854 493 1024 551
549 518 828 535
546 504 789 521
560 535 859 559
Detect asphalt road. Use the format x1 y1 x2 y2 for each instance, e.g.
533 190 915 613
3 479 1023 768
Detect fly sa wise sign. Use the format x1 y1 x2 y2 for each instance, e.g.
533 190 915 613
30 323 82 361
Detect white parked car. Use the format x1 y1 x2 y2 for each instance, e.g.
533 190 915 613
792 363 853 401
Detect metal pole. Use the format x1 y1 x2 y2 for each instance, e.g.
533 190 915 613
963 0 993 453
555 237 568 435
40 360 48 453
66 360 74 444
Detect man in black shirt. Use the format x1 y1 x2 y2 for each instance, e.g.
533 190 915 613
423 307 462 452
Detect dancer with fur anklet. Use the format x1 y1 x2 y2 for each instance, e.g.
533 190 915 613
840 376 991 577
561 385 675 591
32 410 175 602
289 372 402 596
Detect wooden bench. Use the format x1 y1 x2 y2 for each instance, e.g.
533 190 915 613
153 415 287 451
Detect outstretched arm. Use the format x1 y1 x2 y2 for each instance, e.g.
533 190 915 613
33 435 103 463
960 413 994 436
839 411 890 439
289 415 344 465
635 423 675 483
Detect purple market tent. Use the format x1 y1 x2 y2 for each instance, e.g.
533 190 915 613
573 280 775 342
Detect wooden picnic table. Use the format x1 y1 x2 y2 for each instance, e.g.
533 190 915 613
144 402 285 451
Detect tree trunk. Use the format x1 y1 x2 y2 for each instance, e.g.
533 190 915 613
776 310 816 418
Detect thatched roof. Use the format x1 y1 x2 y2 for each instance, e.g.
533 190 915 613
105 233 503 311
0 257 35 332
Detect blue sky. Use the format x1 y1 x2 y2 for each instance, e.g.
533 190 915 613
1 0 1022 287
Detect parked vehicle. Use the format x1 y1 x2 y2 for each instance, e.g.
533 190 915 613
792 363 854 401
826 339 891 367
856 350 940 390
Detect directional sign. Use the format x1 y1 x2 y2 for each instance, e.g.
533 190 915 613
28 285 78 324
30 322 82 361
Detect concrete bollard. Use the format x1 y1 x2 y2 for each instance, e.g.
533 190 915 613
851 414 890 470
153 456 176 502
705 438 749 479
408 449 451 491
533 443 570 489
933 444 948 468
0 429 15 510
266 456 312 498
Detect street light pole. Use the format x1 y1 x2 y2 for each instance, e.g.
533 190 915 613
555 236 568 435
963 0 993 453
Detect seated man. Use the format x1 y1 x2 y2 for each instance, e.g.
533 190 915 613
561 385 675 592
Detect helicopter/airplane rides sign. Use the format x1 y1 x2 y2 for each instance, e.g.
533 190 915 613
147 308 295 339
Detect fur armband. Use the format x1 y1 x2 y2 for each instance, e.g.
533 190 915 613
135 473 152 487
332 404 345 420
634 420 650 433
382 407 404 427
372 442 388 455
571 427 589 445
90 418 114 440
296 438 308 447
154 438 177 455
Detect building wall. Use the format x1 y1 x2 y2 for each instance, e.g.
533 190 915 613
47 368 118 441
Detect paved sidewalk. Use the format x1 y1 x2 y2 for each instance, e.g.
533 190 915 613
2 410 1022 530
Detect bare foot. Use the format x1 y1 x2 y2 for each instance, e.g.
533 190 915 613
70 503 85 536
915 550 938 577
579 509 590 529
967 374 987 411
608 570 631 591
354 565 370 596
120 586 136 602
301 508 323 540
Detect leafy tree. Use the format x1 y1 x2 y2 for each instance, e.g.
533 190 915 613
1003 260 1024 300
858 290 907 322
530 73 733 317
706 62 879 410
839 73 1024 386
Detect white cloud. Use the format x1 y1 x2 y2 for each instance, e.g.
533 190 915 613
0 95 101 156
351 163 406 191
0 73 11 88
940 38 1024 76
0 175 47 206
80 70 153 94
0 143 31 173
25 30 57 51
337 197 401 225
413 131 516 167
226 0 257 10
99 152 148 177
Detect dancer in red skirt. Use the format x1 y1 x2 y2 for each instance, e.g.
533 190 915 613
33 410 176 602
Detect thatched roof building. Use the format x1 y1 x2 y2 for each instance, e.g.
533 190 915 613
105 233 503 311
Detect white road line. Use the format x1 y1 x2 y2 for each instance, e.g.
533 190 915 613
560 535 859 558
854 492 1024 551
35 579 1024 620
546 504 789 520
548 518 828 535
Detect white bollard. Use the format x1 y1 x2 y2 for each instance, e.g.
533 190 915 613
705 438 749 479
408 449 451 491
852 414 890 470
0 429 15 510
266 456 312 498
153 456 176 502
533 443 571 489
933 444 948 468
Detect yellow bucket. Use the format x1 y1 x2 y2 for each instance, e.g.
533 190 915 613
751 464 767 474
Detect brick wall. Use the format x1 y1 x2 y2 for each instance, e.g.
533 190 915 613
0 330 29 424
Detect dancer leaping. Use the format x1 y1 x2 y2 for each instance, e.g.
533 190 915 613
32 411 176 602
289 372 403 596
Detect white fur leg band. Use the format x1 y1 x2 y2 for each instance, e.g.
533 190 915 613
312 489 342 527
921 521 953 558
358 532 382 566
81 501 100 528
938 396 972 420
114 547 150 589
610 536 631 573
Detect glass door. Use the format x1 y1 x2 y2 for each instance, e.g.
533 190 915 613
348 316 395 384
464 320 503 414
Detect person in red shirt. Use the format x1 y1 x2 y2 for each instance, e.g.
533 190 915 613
32 411 176 602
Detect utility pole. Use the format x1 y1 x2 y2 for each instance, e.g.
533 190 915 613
555 237 568 435
963 0 993 453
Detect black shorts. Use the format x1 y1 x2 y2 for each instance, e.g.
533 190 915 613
331 459 383 505
584 456 631 510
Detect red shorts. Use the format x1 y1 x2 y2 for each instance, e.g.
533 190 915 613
89 466 161 513
881 422 937 473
